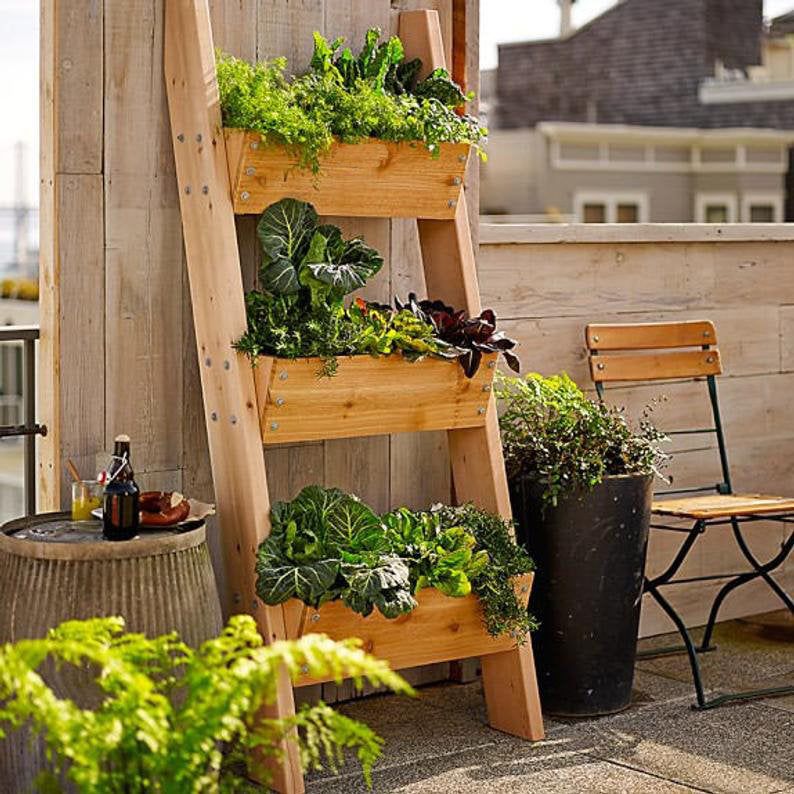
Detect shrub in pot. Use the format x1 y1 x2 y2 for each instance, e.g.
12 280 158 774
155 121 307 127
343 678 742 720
496 373 667 717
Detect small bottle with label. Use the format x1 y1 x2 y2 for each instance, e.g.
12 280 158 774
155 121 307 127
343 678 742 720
103 434 140 541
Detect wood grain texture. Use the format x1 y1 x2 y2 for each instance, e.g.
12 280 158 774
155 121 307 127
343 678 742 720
105 0 184 473
590 350 723 383
226 130 468 218
163 3 301 790
586 321 718 351
286 574 533 686
253 354 495 445
652 493 794 519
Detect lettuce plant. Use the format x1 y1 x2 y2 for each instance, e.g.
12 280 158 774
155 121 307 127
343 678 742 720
0 615 412 792
256 486 536 640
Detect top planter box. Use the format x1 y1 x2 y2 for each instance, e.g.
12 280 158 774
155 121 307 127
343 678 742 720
224 129 470 218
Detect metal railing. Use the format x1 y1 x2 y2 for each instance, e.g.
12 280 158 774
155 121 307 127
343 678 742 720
0 326 46 515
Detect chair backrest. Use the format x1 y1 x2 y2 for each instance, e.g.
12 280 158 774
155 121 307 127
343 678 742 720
585 320 732 496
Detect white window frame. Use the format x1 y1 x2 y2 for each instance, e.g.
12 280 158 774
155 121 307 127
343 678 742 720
573 191 650 223
694 192 738 223
741 192 784 223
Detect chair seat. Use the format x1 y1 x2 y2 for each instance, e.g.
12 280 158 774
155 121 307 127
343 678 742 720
652 493 794 519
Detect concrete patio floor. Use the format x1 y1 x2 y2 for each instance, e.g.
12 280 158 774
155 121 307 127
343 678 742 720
306 610 794 793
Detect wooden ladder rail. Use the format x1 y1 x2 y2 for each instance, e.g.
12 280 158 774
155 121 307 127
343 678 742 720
400 9 545 744
163 2 303 791
164 3 544 792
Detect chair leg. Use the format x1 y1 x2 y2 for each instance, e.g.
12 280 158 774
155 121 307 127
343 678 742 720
700 520 794 651
644 579 708 709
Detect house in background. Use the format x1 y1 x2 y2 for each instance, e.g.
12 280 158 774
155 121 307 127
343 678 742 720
481 0 794 222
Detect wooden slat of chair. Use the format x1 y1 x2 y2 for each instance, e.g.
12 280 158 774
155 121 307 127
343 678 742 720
589 349 722 383
652 493 794 519
586 320 717 351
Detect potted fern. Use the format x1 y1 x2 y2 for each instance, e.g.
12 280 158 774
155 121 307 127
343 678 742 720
496 373 667 717
0 614 410 791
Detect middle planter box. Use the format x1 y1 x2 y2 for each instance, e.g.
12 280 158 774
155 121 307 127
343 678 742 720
251 353 497 445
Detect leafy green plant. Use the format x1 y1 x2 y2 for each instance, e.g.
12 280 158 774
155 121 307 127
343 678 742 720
216 27 486 174
0 615 413 793
496 372 669 508
235 199 443 374
256 486 535 640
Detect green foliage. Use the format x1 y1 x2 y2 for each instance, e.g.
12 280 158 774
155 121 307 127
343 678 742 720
496 372 669 508
434 504 538 640
235 199 442 373
256 487 535 640
0 615 413 792
216 27 487 174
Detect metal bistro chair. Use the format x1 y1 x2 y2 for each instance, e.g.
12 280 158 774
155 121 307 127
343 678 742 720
585 319 794 710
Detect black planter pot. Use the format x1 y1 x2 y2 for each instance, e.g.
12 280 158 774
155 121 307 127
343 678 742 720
510 473 653 717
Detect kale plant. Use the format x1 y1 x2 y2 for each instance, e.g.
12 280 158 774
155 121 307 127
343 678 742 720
496 372 669 508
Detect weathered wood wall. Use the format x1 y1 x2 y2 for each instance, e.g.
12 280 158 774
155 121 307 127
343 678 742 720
479 227 794 636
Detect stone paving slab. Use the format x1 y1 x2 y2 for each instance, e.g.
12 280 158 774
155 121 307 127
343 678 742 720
305 612 794 793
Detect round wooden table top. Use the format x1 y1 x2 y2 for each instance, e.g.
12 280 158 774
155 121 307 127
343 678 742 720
0 512 207 560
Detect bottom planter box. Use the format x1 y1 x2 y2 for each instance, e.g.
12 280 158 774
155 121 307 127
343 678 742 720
281 573 533 687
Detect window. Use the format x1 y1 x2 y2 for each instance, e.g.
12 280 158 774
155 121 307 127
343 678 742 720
583 203 606 223
574 192 648 223
741 192 783 223
695 193 738 223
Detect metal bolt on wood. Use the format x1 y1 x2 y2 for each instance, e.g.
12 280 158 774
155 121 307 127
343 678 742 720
311 614 320 622
592 335 600 342
240 191 250 201
210 411 218 421
250 141 259 150
706 356 714 363
452 176 462 185
488 360 496 368
176 133 185 142
223 360 230 370
448 199 456 208
477 407 486 415
202 185 209 194
597 362 606 370
458 153 467 162
196 133 202 142
482 384 491 392
204 357 211 366
184 185 191 194
230 415 237 425
270 422 279 431
233 593 241 605
245 166 256 176
275 397 285 407
703 330 711 337
279 371 288 380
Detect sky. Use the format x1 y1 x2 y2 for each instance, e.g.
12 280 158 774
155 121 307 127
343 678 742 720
1 0 794 206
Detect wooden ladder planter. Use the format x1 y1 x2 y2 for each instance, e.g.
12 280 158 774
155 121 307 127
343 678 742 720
165 3 544 792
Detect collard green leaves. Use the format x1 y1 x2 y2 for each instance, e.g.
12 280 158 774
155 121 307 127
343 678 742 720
256 199 383 302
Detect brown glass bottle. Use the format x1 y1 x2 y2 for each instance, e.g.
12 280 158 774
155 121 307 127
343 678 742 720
102 434 140 541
